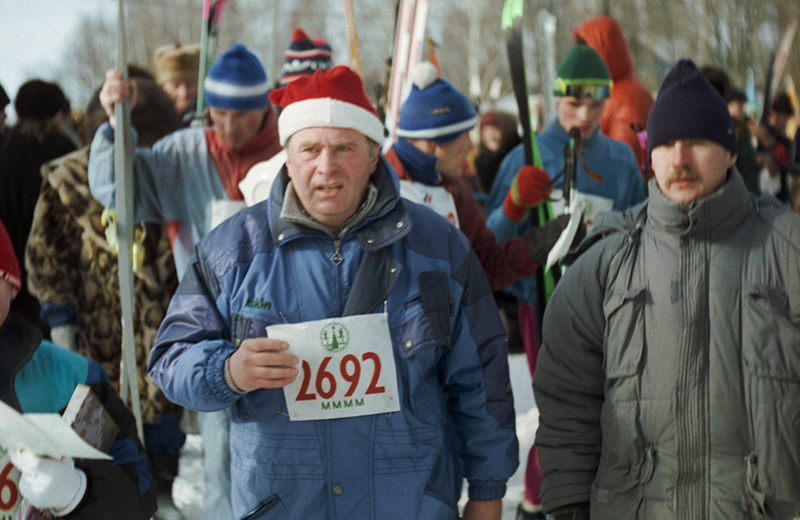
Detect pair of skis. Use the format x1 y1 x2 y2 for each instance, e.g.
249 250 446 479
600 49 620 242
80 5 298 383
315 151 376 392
383 0 431 150
113 0 142 442
502 0 561 307
760 21 797 125
195 0 229 120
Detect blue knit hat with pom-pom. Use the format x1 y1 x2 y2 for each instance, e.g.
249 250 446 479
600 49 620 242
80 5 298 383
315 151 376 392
204 42 270 110
396 62 477 143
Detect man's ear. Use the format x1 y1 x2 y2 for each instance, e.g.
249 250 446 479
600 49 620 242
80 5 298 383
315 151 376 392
369 144 380 171
727 152 738 170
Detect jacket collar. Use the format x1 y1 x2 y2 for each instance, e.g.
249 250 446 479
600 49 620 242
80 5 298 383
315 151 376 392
267 155 411 250
646 168 754 239
568 169 759 263
392 138 441 185
280 182 379 239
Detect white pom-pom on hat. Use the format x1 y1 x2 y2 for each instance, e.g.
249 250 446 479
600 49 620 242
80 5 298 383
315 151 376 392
410 62 438 89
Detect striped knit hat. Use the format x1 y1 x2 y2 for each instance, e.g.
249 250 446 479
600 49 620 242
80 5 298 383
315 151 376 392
279 28 333 87
204 43 270 110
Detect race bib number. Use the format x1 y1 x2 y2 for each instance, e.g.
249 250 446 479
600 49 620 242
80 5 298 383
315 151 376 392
268 314 401 421
549 189 614 230
399 181 460 228
0 447 21 519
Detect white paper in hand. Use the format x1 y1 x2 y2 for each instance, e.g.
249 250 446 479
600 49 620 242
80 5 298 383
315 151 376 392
0 400 112 460
545 191 614 271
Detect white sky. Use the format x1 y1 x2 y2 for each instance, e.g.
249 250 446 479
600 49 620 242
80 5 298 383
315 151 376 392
0 0 116 122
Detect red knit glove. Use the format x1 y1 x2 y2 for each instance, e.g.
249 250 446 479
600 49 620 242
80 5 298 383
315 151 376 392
503 165 553 222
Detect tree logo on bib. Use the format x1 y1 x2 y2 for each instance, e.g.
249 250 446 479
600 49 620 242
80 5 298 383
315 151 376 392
320 323 350 352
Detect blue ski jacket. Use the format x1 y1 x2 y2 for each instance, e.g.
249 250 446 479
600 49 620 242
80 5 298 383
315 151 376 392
148 158 519 520
484 120 646 306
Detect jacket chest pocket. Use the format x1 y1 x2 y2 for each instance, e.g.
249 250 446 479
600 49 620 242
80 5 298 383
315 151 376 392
603 286 647 379
742 283 800 381
231 314 272 347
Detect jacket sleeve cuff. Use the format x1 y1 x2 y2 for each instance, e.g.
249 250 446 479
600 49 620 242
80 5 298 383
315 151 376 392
224 356 248 395
205 345 244 402
102 122 115 142
467 483 507 501
40 302 77 327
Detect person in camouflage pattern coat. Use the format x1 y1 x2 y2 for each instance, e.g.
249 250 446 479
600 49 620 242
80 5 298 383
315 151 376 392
27 147 180 423
25 73 187 519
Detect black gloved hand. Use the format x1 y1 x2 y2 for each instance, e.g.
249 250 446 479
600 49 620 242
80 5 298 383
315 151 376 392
521 213 571 264
550 502 591 520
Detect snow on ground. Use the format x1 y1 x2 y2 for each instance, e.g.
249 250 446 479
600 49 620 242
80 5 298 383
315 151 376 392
172 352 538 519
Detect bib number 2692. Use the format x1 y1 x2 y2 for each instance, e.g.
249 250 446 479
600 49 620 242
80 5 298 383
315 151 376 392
296 353 385 401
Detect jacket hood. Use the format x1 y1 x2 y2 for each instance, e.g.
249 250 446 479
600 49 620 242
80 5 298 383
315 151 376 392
0 313 42 411
573 16 633 82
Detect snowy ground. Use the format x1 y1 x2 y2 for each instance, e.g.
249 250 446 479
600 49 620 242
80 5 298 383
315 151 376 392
172 353 538 519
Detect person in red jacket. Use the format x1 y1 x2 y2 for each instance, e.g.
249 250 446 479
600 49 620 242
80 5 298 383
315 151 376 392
573 15 654 179
383 62 568 293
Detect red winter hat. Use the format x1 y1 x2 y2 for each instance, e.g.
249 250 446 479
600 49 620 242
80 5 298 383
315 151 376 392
0 219 21 292
269 65 385 146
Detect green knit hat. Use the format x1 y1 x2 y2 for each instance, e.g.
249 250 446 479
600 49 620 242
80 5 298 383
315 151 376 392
554 45 612 99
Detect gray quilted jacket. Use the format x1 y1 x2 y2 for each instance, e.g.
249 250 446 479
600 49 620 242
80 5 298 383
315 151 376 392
534 171 800 519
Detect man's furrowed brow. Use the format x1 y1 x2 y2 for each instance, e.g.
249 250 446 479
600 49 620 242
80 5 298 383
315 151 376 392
295 139 357 149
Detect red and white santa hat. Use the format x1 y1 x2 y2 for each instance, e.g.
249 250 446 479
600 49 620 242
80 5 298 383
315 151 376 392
269 65 385 146
0 218 21 292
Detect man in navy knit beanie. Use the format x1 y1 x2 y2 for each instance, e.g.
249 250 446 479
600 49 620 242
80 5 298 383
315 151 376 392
646 59 738 202
533 58 800 519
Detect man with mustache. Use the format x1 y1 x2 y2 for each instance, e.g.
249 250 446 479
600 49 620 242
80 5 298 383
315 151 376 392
533 59 800 519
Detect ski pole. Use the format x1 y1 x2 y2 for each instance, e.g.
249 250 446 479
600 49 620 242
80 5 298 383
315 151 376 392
114 0 144 444
195 0 228 124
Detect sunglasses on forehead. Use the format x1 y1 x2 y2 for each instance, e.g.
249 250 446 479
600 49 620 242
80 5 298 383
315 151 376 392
553 80 612 100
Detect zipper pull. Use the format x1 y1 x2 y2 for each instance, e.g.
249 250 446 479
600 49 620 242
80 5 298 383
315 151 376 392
331 240 343 265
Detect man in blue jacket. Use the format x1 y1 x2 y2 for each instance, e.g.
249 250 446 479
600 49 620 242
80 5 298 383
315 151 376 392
148 65 518 520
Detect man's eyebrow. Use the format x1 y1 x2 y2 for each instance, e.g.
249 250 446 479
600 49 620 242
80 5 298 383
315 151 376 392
295 140 358 148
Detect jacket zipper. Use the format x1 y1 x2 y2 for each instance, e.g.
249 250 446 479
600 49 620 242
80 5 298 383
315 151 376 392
331 239 343 265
